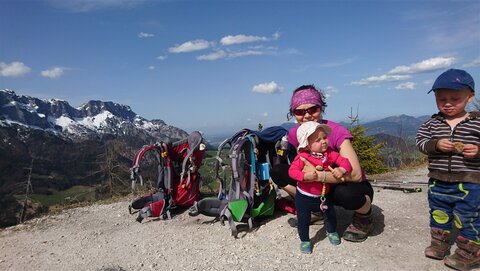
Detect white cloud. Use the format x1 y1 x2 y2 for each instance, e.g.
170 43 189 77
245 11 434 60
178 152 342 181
351 74 411 86
48 0 147 12
168 39 211 53
220 32 280 46
138 32 154 38
388 56 456 75
351 56 457 86
395 82 416 90
272 31 281 40
324 86 338 99
148 65 155 70
252 81 282 94
41 67 65 79
463 57 480 68
0 61 31 77
221 34 269 46
228 50 263 58
156 55 167 61
197 50 227 61
197 49 264 61
262 112 269 117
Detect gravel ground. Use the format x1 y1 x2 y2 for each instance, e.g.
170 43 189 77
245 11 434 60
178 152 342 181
0 167 465 271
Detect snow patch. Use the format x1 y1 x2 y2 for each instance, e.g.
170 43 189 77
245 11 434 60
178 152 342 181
78 111 113 129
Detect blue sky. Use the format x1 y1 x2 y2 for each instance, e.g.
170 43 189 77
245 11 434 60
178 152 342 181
1 0 479 135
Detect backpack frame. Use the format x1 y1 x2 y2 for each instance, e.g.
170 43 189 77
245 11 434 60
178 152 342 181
189 126 289 237
129 131 206 222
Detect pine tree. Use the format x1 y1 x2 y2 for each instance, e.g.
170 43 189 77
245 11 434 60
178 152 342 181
349 125 388 174
257 123 263 131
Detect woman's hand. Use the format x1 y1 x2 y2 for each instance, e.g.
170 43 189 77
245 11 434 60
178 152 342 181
300 156 315 172
329 166 346 180
300 157 319 182
299 157 340 183
303 171 318 182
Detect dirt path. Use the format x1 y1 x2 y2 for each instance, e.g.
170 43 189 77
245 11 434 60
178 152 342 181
0 167 460 271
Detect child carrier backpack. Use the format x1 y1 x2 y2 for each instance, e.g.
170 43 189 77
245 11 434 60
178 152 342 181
188 126 289 237
128 131 206 222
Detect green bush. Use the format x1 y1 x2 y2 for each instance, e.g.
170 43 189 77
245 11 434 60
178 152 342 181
349 125 388 175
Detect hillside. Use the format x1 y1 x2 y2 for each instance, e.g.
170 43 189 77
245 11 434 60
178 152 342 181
0 89 190 227
363 114 430 138
0 167 454 271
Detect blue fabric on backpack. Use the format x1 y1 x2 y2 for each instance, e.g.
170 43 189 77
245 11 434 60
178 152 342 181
255 126 288 143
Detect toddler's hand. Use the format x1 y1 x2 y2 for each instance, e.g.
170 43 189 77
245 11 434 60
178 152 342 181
436 139 455 153
462 144 479 158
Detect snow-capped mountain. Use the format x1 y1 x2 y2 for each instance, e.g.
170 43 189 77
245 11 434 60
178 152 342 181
0 89 187 142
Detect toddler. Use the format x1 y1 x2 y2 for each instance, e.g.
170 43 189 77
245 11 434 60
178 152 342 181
416 68 480 270
289 121 352 253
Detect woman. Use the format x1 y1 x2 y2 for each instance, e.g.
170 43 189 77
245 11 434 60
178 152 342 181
271 84 374 242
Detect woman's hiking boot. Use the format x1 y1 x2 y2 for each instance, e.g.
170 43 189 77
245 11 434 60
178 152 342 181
343 211 373 242
443 236 480 271
425 227 451 260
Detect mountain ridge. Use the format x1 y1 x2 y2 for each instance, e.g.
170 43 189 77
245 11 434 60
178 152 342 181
0 89 187 142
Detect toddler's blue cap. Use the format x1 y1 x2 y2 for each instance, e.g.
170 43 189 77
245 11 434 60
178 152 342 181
428 68 475 93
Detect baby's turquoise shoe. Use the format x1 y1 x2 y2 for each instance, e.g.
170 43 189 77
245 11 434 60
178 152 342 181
300 241 312 254
327 232 341 245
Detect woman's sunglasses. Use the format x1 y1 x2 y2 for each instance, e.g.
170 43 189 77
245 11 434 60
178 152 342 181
292 105 320 116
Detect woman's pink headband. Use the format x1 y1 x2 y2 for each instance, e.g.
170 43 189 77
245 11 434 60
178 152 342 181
290 88 323 111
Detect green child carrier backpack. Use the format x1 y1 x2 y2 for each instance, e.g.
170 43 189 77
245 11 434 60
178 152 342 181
188 126 289 237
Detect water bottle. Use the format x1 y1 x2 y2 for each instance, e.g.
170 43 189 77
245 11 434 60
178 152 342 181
280 135 289 151
258 162 270 181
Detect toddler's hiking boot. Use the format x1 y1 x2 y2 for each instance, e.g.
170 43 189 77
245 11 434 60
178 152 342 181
443 236 480 271
343 211 373 242
327 232 341 246
425 227 451 260
300 241 312 254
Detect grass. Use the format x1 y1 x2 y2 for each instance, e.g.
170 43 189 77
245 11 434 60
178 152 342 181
30 185 97 207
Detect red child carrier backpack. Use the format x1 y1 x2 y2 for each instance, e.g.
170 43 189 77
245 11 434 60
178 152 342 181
128 131 206 222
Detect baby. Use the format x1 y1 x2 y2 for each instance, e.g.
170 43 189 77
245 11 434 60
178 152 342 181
289 121 352 253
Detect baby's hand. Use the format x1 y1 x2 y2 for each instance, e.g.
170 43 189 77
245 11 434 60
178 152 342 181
303 171 318 182
331 167 346 179
436 139 455 153
462 144 479 158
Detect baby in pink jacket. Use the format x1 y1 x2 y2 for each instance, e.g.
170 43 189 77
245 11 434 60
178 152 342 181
289 121 352 252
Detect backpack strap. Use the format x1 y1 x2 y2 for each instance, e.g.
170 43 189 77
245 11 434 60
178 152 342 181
178 131 204 187
221 208 238 238
130 143 165 192
215 132 240 200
